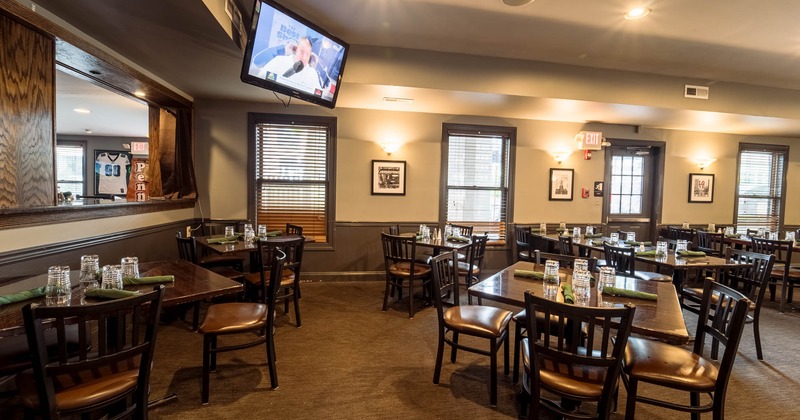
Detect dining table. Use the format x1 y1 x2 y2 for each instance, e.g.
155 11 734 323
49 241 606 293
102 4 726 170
468 261 690 344
0 259 243 339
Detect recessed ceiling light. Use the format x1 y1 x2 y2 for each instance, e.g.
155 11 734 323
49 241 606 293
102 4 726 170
625 7 651 20
134 90 146 98
73 108 91 114
503 0 534 6
84 129 93 134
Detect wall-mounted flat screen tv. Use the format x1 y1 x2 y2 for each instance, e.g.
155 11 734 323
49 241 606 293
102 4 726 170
241 0 349 109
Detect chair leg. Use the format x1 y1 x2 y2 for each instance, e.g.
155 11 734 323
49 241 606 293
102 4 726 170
513 323 523 383
283 287 290 315
691 392 701 420
409 279 415 319
490 339 498 407
753 317 763 360
624 378 638 420
202 334 213 404
503 329 510 375
293 286 302 328
450 332 459 363
382 278 392 312
192 301 201 332
433 330 445 385
266 335 279 389
210 335 218 371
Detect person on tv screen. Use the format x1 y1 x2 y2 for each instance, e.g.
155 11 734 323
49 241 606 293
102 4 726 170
260 36 321 92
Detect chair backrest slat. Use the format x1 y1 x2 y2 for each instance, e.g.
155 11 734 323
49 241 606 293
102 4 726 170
603 243 636 276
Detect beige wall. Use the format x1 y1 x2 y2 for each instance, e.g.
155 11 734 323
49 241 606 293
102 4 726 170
194 99 800 231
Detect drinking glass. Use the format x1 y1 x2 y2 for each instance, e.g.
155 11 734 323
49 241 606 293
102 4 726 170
539 222 547 235
586 225 594 235
573 258 589 273
80 254 99 289
102 265 123 290
46 266 71 306
243 223 255 243
787 231 796 242
769 231 779 240
609 232 619 244
559 222 566 230
224 225 235 238
675 239 689 254
45 266 63 299
656 241 668 257
120 256 139 279
682 222 690 229
708 223 716 232
572 227 581 239
598 267 615 292
572 269 592 305
757 227 766 238
725 226 735 236
627 232 636 243
258 224 267 237
543 260 560 286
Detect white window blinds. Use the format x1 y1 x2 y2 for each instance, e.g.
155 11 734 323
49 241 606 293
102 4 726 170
56 142 85 196
735 144 788 234
254 117 333 242
444 127 512 241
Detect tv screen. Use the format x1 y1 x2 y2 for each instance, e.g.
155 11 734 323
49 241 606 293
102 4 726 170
241 0 349 109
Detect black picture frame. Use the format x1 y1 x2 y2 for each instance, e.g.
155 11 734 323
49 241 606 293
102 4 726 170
549 168 574 201
371 160 406 195
94 150 132 196
688 173 714 203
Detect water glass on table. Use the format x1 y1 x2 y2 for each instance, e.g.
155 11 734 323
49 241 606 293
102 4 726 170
224 225 235 238
80 254 99 289
539 222 547 234
102 265 123 290
46 266 71 306
572 269 591 305
656 241 668 257
675 239 689 254
787 231 796 242
258 224 267 238
121 256 139 279
574 258 589 273
627 232 636 243
586 225 594 235
725 226 735 236
572 227 581 239
597 266 615 292
609 232 619 245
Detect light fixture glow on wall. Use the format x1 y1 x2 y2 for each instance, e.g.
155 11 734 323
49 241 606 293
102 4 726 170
625 7 651 20
552 151 571 165
73 108 91 114
696 158 716 170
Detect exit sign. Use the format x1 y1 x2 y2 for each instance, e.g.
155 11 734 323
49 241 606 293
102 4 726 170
130 141 149 155
576 131 603 151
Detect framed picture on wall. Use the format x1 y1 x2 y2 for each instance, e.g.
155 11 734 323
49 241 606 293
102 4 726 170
688 173 714 203
371 160 406 195
549 168 574 201
94 150 132 196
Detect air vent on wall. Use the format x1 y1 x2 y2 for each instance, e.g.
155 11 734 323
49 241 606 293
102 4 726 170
685 85 709 99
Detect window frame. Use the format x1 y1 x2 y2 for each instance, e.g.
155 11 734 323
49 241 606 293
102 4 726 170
247 113 337 249
55 140 87 197
439 123 516 246
733 143 789 233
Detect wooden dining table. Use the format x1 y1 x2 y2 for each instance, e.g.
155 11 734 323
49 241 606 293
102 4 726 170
196 234 307 255
0 259 243 339
468 261 690 344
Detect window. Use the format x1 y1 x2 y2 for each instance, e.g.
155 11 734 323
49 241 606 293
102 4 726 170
734 143 788 234
441 124 515 242
249 114 336 244
609 155 645 215
56 142 86 197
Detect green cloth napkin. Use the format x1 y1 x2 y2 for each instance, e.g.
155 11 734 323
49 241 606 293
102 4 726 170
635 250 657 256
602 286 657 301
447 235 470 243
514 270 544 279
561 284 575 304
725 234 742 238
123 275 174 285
0 287 45 307
207 236 238 244
583 233 603 238
625 240 652 246
85 289 140 300
265 231 283 237
678 250 707 257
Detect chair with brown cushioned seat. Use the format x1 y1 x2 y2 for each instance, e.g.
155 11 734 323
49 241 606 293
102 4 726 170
515 225 533 262
430 251 512 407
696 230 725 256
199 219 247 273
381 232 432 318
680 247 774 360
519 290 635 420
199 249 285 404
455 234 488 304
751 237 800 312
622 279 751 420
511 251 598 384
17 285 165 419
243 236 305 327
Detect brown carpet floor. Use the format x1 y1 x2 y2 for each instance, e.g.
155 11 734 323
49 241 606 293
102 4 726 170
2 280 799 419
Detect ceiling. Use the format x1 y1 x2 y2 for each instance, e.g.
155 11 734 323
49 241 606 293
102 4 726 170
35 0 800 137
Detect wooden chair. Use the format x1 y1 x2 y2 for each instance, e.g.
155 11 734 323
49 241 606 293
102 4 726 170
285 223 303 235
745 228 760 237
455 234 488 304
514 225 533 262
696 230 725 256
381 232 432 318
243 236 305 327
429 251 512 407
604 242 671 282
199 248 285 404
519 290 635 419
17 286 165 419
622 279 751 419
557 234 574 256
449 223 474 238
669 227 695 242
198 219 247 273
388 223 401 235
751 237 800 311
681 247 774 360
511 251 598 384
177 232 242 279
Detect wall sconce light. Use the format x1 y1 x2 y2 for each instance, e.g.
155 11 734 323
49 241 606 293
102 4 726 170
380 143 401 156
696 158 716 170
552 151 571 165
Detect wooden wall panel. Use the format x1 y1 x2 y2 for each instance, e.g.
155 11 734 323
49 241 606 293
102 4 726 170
0 13 54 209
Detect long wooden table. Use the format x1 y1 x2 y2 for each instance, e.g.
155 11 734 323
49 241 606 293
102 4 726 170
468 261 690 344
0 259 243 338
